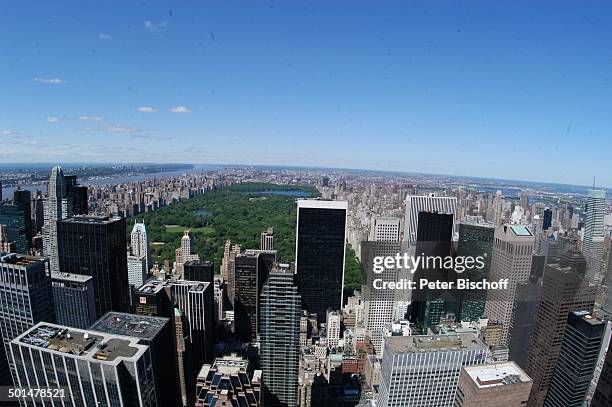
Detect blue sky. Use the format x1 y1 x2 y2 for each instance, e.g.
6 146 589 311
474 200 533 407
0 1 611 186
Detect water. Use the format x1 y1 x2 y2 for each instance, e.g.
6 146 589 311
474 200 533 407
250 190 311 197
193 209 213 217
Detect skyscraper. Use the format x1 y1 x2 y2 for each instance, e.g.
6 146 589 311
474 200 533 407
175 229 200 277
0 254 55 384
371 216 401 241
57 215 130 317
64 175 88 215
260 226 275 250
131 220 151 273
12 188 33 248
0 202 27 253
260 263 301 406
484 225 535 345
43 166 67 274
404 194 457 244
376 334 487 407
51 271 96 329
583 189 606 275
457 220 495 322
184 260 214 285
526 249 595 406
592 338 612 407
295 200 347 322
544 311 605 406
11 322 157 406
542 207 553 230
454 362 532 407
91 312 180 407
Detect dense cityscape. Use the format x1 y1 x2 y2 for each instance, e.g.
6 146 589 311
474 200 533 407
0 163 610 406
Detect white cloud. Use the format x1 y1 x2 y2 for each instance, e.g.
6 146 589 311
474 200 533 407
1 130 18 136
34 77 66 84
101 125 137 134
144 20 168 32
47 117 59 123
79 115 104 121
137 106 157 113
98 33 112 40
169 106 192 113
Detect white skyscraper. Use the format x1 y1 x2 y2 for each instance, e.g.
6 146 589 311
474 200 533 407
583 189 606 275
371 216 401 241
376 334 487 407
131 220 151 273
42 166 68 274
326 310 341 349
484 225 535 345
404 194 457 244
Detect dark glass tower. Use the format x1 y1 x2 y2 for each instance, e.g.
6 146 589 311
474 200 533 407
51 272 96 329
57 215 129 317
295 200 347 323
12 189 33 248
544 311 605 406
592 338 612 407
260 264 301 407
183 260 214 285
0 203 27 253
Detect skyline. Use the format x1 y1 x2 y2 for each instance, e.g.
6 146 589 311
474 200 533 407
2 2 612 186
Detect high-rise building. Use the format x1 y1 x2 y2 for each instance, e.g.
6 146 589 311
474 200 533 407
195 354 262 407
543 208 553 230
371 216 401 241
326 310 341 349
0 202 27 253
57 215 130 317
526 249 595 406
0 253 55 384
11 322 157 406
583 189 606 273
260 227 275 250
51 271 96 329
221 240 241 304
91 312 181 407
376 334 487 407
13 188 33 248
0 224 15 252
43 166 67 274
404 194 457 244
457 220 495 322
174 307 195 407
64 175 88 215
454 362 532 407
131 220 151 273
296 200 347 323
592 338 612 407
128 254 148 289
184 260 214 285
260 263 301 407
175 229 200 277
544 311 605 406
484 225 535 345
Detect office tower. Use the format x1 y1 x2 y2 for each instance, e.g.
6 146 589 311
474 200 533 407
592 339 612 407
57 215 130 317
544 311 604 406
526 249 595 406
487 191 504 226
508 254 545 369
32 193 45 234
0 224 16 252
260 226 275 250
11 322 157 406
260 263 300 407
454 362 532 407
0 254 55 384
457 220 495 322
410 211 454 329
43 166 67 274
376 334 487 407
51 271 96 329
583 189 606 273
64 175 88 215
195 354 262 407
131 220 151 273
0 180 2 201
170 279 215 368
13 188 33 247
91 312 180 407
0 202 27 253
484 225 535 345
175 229 200 277
221 240 241 303
128 254 147 288
371 216 401 241
184 260 214 285
135 279 174 318
175 308 195 407
326 310 341 348
296 199 347 323
543 208 553 230
404 194 457 244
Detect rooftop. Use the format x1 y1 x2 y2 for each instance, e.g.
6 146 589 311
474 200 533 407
0 253 46 267
90 312 169 341
51 271 93 283
464 362 532 388
61 215 121 224
386 334 486 353
297 199 348 210
15 323 147 364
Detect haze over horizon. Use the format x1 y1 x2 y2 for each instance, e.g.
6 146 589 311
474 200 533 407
1 2 611 186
